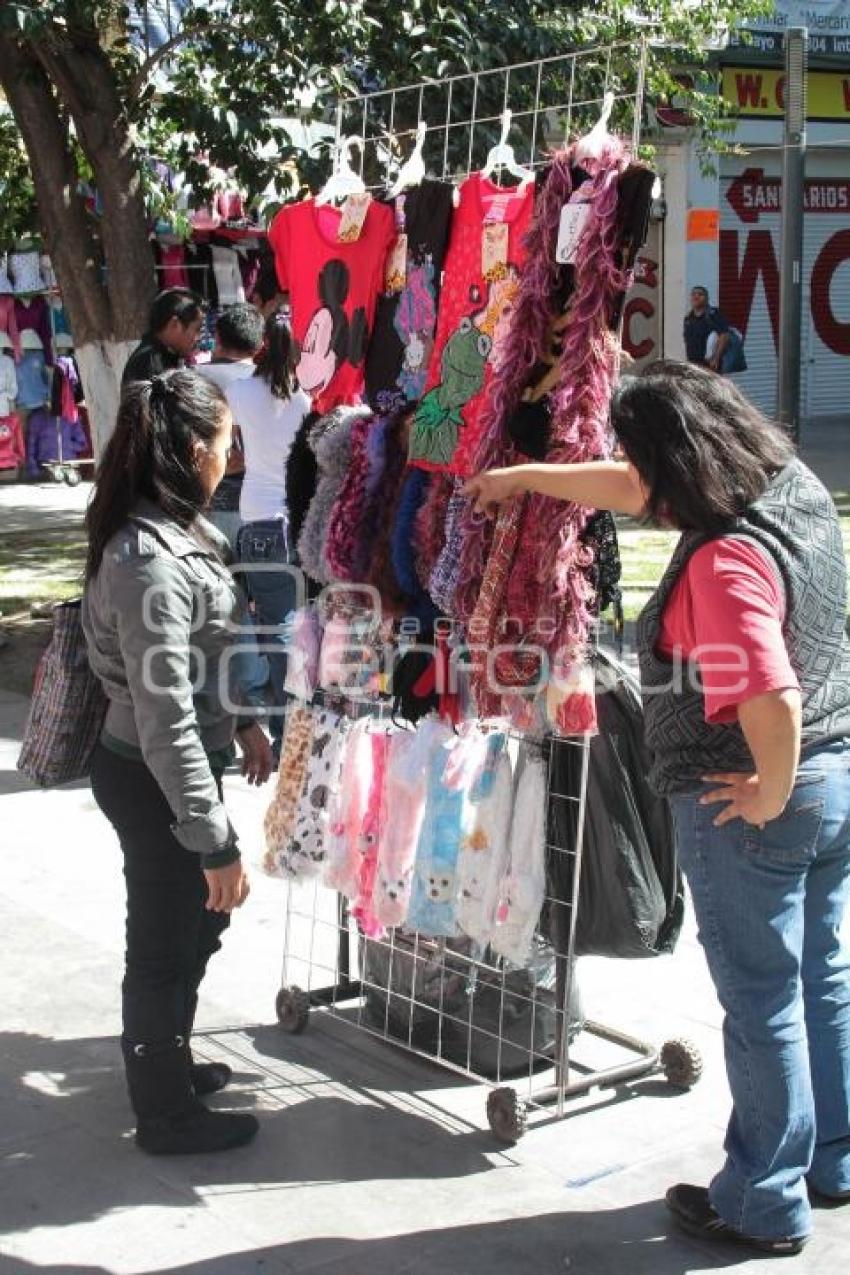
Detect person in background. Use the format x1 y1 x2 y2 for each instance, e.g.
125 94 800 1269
122 288 206 386
196 303 265 552
226 307 310 756
683 286 731 373
466 360 850 1258
83 369 274 1157
249 252 286 318
197 303 270 717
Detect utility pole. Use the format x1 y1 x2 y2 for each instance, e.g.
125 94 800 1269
777 27 808 445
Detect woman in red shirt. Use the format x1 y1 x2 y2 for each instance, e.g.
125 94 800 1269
466 360 850 1257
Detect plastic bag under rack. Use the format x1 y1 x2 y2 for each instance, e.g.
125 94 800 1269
361 932 583 1079
545 649 685 960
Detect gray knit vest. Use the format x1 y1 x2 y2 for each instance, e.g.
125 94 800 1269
637 458 850 795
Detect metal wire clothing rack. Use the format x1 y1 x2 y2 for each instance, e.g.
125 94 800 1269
273 43 703 1143
332 40 648 190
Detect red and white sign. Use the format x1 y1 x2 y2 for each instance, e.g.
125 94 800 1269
622 234 661 369
725 167 850 224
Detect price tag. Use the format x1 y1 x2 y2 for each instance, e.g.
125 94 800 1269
337 192 371 243
481 222 509 279
555 200 591 266
385 233 408 293
484 193 514 224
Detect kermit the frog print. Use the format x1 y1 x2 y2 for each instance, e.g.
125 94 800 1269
409 266 519 468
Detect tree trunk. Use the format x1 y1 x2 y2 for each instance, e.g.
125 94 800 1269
0 28 155 453
75 339 138 459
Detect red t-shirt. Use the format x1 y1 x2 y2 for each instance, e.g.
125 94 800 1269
268 198 394 415
408 172 534 478
657 537 799 724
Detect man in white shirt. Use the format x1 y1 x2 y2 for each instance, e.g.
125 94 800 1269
196 304 265 550
197 304 269 713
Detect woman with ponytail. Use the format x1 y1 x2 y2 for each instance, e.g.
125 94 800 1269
83 369 273 1157
227 307 311 756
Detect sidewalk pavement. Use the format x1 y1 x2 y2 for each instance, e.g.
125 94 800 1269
2 445 850 1274
2 697 849 1274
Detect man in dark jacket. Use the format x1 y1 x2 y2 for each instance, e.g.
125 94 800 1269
122 289 206 386
683 287 731 373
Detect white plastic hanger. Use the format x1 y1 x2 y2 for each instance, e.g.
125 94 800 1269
573 91 616 165
390 121 427 197
316 137 367 206
481 110 534 187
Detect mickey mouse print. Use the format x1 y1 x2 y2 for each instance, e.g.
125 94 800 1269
268 195 395 414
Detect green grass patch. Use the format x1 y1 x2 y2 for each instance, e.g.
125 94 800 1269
0 528 86 620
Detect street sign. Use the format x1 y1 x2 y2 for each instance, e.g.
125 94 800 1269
725 168 850 223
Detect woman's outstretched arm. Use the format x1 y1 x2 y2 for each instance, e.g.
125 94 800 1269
463 460 647 518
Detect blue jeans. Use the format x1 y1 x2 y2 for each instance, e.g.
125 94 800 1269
670 739 850 1240
236 519 297 752
206 510 270 708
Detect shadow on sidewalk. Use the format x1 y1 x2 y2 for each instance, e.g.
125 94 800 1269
0 1207 762 1275
0 1028 498 1236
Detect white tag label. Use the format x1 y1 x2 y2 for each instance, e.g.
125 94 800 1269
555 201 592 266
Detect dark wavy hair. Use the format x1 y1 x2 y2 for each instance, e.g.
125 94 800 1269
611 360 794 533
85 369 228 578
254 306 296 400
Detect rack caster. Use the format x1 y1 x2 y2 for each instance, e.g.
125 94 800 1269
661 1037 703 1089
486 1086 528 1144
275 985 311 1034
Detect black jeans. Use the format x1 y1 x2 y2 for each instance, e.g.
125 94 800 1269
90 744 230 1046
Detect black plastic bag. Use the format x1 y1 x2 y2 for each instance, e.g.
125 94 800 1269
545 649 684 960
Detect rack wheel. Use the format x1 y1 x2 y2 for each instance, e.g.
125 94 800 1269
275 985 311 1034
486 1086 528 1144
50 466 64 484
64 467 81 487
661 1037 703 1089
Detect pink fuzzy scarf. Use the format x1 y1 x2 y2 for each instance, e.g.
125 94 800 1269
324 413 373 582
463 142 630 699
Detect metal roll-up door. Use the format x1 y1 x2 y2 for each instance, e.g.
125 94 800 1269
804 212 850 418
720 170 781 416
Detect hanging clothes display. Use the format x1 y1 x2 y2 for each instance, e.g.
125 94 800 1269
153 242 190 290
350 727 391 939
263 705 315 876
9 250 46 295
25 409 88 477
274 707 349 879
49 297 71 342
365 179 454 414
489 749 547 968
0 352 17 416
455 743 513 948
15 349 50 410
0 413 24 470
50 356 84 423
407 172 534 476
268 196 394 414
296 405 372 586
450 148 654 728
0 295 21 362
210 244 246 306
15 297 53 364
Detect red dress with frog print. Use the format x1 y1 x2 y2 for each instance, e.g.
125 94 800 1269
268 198 394 415
408 173 534 477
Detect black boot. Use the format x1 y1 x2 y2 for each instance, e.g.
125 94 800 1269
122 1036 258 1155
184 990 233 1097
